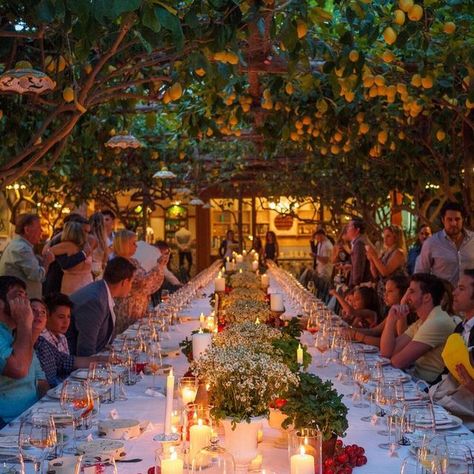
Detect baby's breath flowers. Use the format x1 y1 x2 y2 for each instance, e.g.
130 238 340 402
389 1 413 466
229 271 261 289
213 322 282 350
223 299 272 324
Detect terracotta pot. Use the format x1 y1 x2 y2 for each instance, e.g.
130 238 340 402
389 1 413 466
322 435 338 460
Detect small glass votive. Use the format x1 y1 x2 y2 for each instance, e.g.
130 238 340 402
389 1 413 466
288 428 322 474
157 445 186 474
179 377 198 406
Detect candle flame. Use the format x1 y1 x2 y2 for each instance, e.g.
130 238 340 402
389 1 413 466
300 445 306 455
169 368 173 376
304 436 308 445
255 317 260 325
198 418 203 426
198 328 203 334
239 268 243 273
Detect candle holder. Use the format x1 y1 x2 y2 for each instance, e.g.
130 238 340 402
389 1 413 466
179 377 198 406
288 428 322 474
156 445 186 474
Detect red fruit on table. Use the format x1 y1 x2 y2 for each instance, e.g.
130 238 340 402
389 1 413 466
337 453 349 464
357 447 365 455
336 439 344 448
356 455 367 466
324 458 335 467
324 469 335 474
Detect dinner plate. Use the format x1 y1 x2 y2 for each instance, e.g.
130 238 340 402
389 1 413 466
357 344 378 353
0 435 19 449
416 414 463 430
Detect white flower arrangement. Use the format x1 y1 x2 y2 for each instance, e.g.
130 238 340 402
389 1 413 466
229 271 261 289
223 299 272 324
213 322 282 350
191 345 299 423
220 287 265 310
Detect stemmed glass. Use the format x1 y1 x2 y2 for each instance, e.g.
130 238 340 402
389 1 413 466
18 413 57 474
307 280 316 294
88 362 114 404
314 332 329 368
306 312 319 339
60 380 93 447
146 340 163 391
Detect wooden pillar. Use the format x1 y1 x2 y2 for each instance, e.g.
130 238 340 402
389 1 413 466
391 190 403 226
251 195 257 240
195 205 211 272
237 192 243 251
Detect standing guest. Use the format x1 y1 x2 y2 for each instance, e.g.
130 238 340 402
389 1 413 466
112 230 169 333
174 225 193 276
310 231 319 270
67 257 136 356
415 201 474 286
219 229 239 260
366 225 407 311
0 214 54 298
34 294 108 387
264 231 279 264
89 212 109 279
101 209 116 249
0 276 48 426
331 226 351 284
312 229 333 300
43 214 92 297
407 225 432 275
380 273 457 384
429 269 474 428
49 222 93 295
346 218 372 288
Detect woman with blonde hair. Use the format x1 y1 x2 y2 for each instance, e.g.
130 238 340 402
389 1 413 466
89 212 109 278
366 224 407 311
112 229 169 333
49 221 93 295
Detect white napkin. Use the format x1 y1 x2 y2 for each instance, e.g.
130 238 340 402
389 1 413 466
145 388 165 398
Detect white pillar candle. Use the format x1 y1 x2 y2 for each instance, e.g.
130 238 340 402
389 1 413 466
261 274 269 287
164 368 175 436
225 261 233 272
214 275 225 292
297 344 304 365
161 448 184 474
242 250 247 256
270 293 284 312
189 419 211 464
192 330 213 360
252 261 258 271
290 446 315 474
236 254 243 263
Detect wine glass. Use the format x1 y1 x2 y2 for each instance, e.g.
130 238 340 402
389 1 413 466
314 332 329 368
307 280 316 294
18 413 57 474
146 340 163 391
0 452 25 474
87 362 114 404
60 380 93 446
306 312 319 339
378 406 402 450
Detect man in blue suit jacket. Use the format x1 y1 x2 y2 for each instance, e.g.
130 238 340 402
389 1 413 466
68 257 136 356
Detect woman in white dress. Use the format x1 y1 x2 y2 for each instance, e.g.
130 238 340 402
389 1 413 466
50 221 94 295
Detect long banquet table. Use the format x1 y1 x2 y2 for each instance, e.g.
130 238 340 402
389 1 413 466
1 267 473 473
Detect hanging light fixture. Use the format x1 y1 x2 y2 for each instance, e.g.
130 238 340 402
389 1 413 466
105 133 142 149
0 68 56 94
189 196 204 206
173 187 192 196
202 202 212 209
153 167 176 179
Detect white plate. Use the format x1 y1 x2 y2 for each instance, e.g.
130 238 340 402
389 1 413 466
70 369 89 380
0 435 19 449
357 344 378 353
47 387 63 399
416 414 463 430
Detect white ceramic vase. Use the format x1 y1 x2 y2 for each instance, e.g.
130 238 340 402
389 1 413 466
222 416 264 472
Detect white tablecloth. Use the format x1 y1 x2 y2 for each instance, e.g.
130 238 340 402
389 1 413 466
2 272 471 473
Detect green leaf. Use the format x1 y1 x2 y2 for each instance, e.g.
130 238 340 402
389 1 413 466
142 3 161 32
36 0 55 22
155 6 184 49
149 0 177 16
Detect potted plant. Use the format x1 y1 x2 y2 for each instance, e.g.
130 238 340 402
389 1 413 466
280 372 348 457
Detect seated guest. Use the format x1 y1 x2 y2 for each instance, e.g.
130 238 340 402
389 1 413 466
0 276 48 426
67 257 136 356
380 273 457 384
329 286 379 328
112 230 169 333
429 269 474 428
347 275 412 347
34 294 109 387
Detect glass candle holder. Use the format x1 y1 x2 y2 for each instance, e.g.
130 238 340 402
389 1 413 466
179 377 198 406
288 428 322 474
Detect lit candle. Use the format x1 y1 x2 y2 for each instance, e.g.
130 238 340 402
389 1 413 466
181 386 197 405
242 250 247 256
261 274 269 287
290 446 315 474
164 368 175 436
232 258 236 271
161 447 184 474
255 317 260 325
189 419 211 464
225 260 233 272
206 315 215 331
214 274 226 292
270 293 284 312
297 344 304 365
252 261 259 271
171 410 181 427
199 313 205 328
236 254 243 263
239 268 243 274
192 329 213 361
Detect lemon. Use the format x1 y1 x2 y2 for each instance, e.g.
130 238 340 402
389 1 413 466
302 116 312 125
356 112 365 123
295 120 303 130
408 4 423 21
399 0 414 12
334 131 343 142
359 123 370 134
45 56 55 73
57 55 67 72
263 89 272 99
363 75 375 88
312 129 320 137
443 22 455 34
374 75 385 86
349 50 359 62
398 131 406 139
162 91 171 104
169 82 183 101
421 76 433 89
345 91 355 102
330 145 340 154
320 147 328 156
436 130 446 141
393 9 406 25
411 74 422 87
226 52 239 65
15 60 32 69
378 130 388 144
383 27 397 45
62 87 74 103
296 20 308 39
285 83 294 95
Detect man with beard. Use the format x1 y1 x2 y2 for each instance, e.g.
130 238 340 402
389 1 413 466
415 201 474 286
380 273 457 383
429 269 474 428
